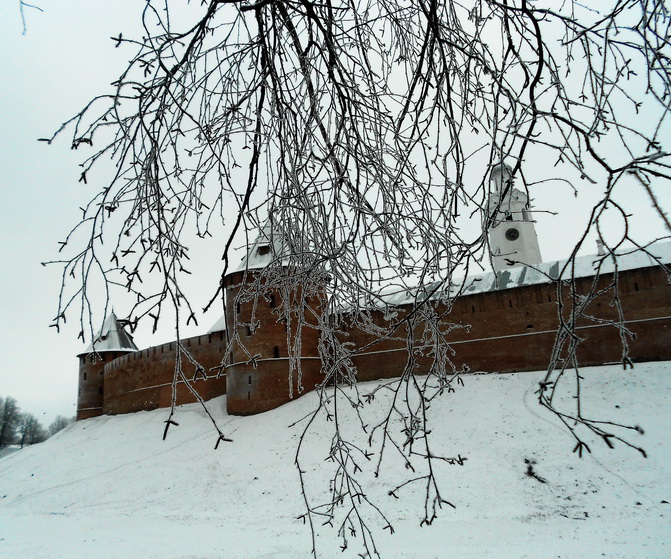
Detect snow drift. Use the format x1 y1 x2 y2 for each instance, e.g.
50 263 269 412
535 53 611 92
1 363 669 558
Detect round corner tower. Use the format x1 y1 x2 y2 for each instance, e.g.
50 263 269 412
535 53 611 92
487 162 543 273
223 219 327 415
76 311 138 421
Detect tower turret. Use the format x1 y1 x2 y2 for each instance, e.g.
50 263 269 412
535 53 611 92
76 311 137 420
487 163 542 272
223 218 326 414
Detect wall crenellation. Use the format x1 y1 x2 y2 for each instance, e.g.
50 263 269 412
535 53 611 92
77 258 671 420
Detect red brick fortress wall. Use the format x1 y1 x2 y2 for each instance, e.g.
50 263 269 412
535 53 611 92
78 263 670 420
344 266 671 380
223 269 326 415
102 331 227 415
77 351 133 420
443 266 671 373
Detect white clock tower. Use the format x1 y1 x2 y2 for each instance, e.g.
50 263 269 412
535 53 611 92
487 163 542 272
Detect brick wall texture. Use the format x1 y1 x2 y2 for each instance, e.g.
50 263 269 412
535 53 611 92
77 264 671 419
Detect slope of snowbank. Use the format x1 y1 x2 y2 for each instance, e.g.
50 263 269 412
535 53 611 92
1 363 669 558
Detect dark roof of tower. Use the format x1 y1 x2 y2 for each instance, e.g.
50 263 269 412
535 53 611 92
78 311 138 356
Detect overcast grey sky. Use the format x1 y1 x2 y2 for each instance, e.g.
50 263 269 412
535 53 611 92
0 1 669 425
0 1 214 423
0 2 123 422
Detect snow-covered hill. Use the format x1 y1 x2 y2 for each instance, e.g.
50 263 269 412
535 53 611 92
1 363 669 558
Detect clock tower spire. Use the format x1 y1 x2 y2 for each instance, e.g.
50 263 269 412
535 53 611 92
487 163 542 272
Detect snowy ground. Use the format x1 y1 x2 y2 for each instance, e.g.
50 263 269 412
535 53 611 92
1 362 669 559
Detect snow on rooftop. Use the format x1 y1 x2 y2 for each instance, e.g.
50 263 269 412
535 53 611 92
207 314 227 334
79 311 138 355
236 217 293 272
226 235 671 315
379 241 671 307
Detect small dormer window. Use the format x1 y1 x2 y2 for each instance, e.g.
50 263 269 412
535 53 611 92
257 245 270 256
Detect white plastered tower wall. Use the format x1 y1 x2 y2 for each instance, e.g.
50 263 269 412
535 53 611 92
487 163 542 272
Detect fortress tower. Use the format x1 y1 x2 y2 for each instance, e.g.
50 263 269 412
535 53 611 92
76 312 137 420
487 163 542 272
223 219 326 414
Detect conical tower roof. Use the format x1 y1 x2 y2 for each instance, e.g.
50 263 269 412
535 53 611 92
236 216 293 272
207 314 227 333
78 311 138 356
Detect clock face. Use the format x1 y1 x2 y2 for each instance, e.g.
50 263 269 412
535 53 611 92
505 227 520 241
